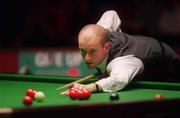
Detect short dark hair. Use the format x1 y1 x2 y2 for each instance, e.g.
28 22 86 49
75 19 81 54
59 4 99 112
99 29 109 47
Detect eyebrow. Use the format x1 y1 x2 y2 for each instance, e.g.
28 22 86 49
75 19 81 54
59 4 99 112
80 48 86 54
79 47 97 53
80 48 85 51
90 48 96 52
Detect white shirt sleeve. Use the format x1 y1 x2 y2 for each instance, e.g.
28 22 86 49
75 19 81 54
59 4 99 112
95 55 144 93
96 10 122 32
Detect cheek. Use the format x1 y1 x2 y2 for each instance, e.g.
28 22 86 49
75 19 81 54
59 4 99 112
95 52 105 61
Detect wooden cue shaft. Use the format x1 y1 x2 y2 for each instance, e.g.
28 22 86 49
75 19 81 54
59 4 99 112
56 74 95 90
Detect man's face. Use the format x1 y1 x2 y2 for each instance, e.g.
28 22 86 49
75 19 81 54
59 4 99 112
79 38 109 69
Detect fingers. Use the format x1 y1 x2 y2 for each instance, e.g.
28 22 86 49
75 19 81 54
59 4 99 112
71 83 96 92
61 83 92 95
73 83 87 90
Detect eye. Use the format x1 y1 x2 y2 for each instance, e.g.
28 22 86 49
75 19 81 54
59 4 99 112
90 49 96 55
80 49 86 58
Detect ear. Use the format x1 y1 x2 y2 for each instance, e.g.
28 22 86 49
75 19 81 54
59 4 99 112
104 42 110 53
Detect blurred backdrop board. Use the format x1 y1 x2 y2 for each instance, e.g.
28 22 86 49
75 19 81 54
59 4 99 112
0 47 179 76
0 48 96 77
18 48 96 76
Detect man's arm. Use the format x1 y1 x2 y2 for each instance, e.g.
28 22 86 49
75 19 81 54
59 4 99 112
95 55 144 92
71 55 143 93
96 10 122 32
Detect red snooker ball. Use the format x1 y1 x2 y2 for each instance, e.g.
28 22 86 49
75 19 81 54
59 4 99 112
155 94 164 101
82 89 91 99
68 88 92 100
26 89 37 99
76 89 85 100
69 89 78 100
23 96 33 105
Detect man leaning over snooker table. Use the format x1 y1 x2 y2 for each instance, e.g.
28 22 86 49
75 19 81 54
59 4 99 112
66 10 180 93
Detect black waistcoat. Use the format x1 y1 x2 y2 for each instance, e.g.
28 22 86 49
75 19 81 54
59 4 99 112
103 32 180 81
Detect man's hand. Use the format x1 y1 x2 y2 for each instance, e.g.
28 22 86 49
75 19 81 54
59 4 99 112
72 83 97 92
60 83 101 95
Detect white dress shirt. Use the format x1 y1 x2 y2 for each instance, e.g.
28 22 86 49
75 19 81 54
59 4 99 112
96 10 122 32
95 10 143 92
95 55 144 93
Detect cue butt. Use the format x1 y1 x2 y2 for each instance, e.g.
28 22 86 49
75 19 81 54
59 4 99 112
0 108 13 117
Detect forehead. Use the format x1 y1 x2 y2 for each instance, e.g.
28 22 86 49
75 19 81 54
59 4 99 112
79 37 101 49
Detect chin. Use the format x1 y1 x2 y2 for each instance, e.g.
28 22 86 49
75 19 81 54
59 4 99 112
87 65 96 69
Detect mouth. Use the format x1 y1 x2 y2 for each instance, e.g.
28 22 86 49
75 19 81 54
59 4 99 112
86 62 94 66
86 62 95 69
86 62 92 65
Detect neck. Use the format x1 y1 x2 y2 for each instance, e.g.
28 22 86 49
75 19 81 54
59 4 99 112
96 56 108 73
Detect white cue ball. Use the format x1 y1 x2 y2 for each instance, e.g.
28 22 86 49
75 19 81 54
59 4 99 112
35 91 45 102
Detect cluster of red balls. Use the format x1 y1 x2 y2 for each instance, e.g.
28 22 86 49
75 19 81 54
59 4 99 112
68 88 91 100
23 89 45 105
23 89 37 105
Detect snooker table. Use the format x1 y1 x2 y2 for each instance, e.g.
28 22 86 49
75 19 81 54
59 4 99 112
0 74 180 118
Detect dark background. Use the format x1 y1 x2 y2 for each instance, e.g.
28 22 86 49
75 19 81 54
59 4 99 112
0 0 180 48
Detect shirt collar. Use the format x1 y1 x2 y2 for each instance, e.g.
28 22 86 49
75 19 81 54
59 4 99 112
96 56 108 73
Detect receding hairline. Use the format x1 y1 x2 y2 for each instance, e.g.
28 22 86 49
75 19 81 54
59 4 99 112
78 24 108 46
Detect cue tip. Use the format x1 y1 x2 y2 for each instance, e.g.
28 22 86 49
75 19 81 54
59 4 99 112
60 90 69 95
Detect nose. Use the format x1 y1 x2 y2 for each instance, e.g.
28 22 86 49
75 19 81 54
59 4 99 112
85 54 91 62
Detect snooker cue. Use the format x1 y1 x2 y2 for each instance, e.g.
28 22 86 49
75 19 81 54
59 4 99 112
56 74 95 90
